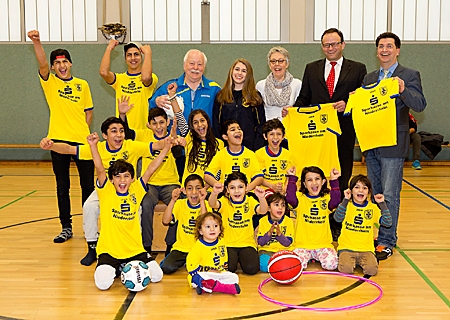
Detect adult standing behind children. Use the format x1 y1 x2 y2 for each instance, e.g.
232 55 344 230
150 49 221 124
293 28 367 199
28 30 95 243
99 40 158 130
363 32 426 260
256 46 302 121
213 59 266 151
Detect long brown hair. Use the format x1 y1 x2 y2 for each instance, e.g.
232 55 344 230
216 58 262 107
187 110 219 172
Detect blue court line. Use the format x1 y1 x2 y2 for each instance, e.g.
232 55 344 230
402 178 450 210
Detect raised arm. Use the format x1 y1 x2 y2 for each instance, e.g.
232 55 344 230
27 30 50 80
141 137 173 184
99 39 118 84
87 133 107 185
208 183 223 209
140 45 153 86
162 188 181 226
254 186 268 214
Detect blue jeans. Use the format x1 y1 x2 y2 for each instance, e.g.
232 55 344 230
365 149 404 248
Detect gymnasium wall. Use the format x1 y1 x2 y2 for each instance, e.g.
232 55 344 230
0 43 449 160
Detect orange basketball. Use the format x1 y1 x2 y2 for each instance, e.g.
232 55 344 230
268 250 303 285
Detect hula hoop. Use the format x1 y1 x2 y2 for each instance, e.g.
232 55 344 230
258 271 383 312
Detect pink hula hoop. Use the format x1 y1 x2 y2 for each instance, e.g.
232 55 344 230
258 271 383 312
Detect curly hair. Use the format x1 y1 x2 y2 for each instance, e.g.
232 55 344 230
194 212 224 240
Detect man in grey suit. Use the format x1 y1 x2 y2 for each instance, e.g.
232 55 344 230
364 32 427 260
293 28 367 240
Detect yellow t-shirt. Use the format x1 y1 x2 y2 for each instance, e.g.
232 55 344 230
77 139 151 175
345 78 399 152
293 193 333 249
255 146 294 188
172 199 211 253
96 178 147 259
337 201 381 253
283 104 341 176
217 195 259 248
257 215 294 252
112 72 158 131
134 130 180 186
204 146 263 184
186 238 229 286
40 73 92 144
182 133 224 185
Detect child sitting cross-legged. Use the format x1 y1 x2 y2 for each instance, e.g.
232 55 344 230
257 192 295 272
186 212 241 295
160 174 210 274
88 131 172 290
333 174 392 276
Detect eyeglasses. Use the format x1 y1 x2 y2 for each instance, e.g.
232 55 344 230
269 58 286 65
378 44 395 50
322 42 342 49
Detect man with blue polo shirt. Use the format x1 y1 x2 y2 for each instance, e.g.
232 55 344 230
149 49 220 123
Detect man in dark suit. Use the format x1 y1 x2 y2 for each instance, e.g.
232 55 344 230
364 32 426 260
293 28 367 240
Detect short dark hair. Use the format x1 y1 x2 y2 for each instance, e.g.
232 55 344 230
50 49 72 65
376 32 401 48
184 173 205 188
220 119 240 136
349 174 373 198
101 117 125 135
108 159 134 180
263 118 285 136
148 107 168 122
321 28 344 43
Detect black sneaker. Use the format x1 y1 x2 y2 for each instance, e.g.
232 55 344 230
53 228 73 243
375 245 393 260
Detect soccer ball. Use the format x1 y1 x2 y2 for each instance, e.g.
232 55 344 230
268 250 303 285
120 260 151 292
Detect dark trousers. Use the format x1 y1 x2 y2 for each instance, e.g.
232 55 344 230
50 149 94 229
227 247 259 275
160 250 188 274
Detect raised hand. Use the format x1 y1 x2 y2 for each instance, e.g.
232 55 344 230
167 82 178 97
330 167 341 180
87 132 99 146
27 30 40 42
286 166 296 176
374 194 385 203
171 188 182 201
343 188 352 200
212 183 224 195
254 186 266 199
199 188 207 201
140 44 152 56
118 95 134 115
107 39 119 50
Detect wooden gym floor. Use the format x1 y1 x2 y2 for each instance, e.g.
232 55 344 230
0 162 449 320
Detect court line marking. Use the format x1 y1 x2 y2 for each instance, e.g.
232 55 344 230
402 178 450 210
0 190 36 210
218 275 372 319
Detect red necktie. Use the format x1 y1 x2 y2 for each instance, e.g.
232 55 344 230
326 62 337 97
